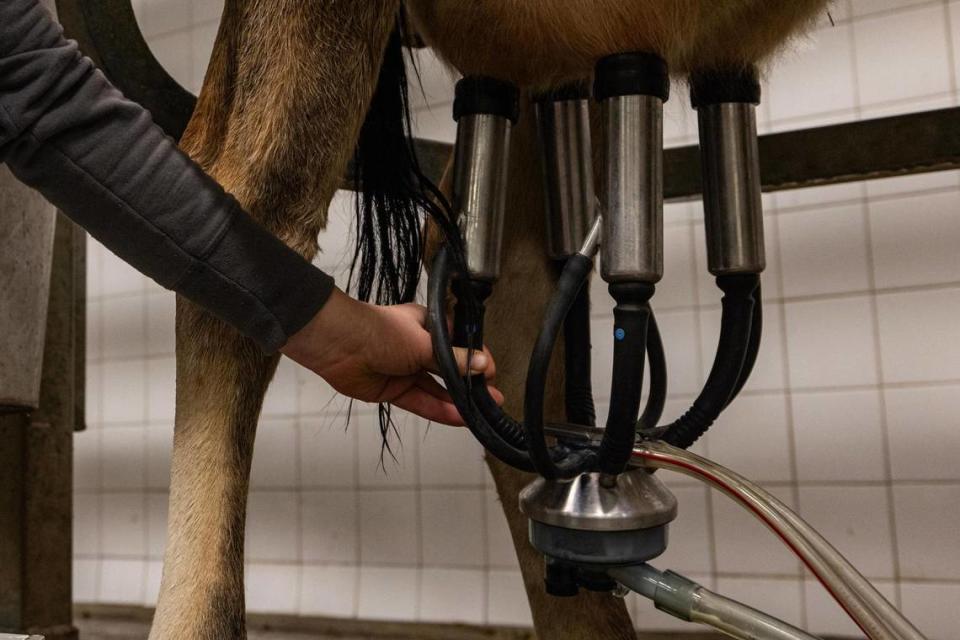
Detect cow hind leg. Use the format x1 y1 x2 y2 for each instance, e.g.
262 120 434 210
148 2 400 638
481 101 636 639
149 310 277 639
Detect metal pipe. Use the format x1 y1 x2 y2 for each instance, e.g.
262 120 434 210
593 50 668 285
600 93 663 283
698 102 765 275
534 93 596 259
452 112 512 282
590 51 669 476
534 90 600 431
451 76 518 283
610 564 820 640
578 216 602 258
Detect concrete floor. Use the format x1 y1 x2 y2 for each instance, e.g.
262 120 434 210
73 606 727 640
75 617 409 640
73 607 538 640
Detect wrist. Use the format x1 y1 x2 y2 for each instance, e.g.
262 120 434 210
280 288 374 374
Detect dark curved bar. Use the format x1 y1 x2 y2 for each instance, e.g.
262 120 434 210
55 0 198 140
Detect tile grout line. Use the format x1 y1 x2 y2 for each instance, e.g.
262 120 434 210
91 241 105 604
776 182 960 213
685 212 722 589
141 474 960 493
75 474 960 492
849 11 905 609
351 413 362 618
478 449 491 625
74 546 960 583
293 368 304 615
768 193 807 626
942 0 959 97
596 272 960 319
860 184 905 609
412 417 424 622
140 284 150 606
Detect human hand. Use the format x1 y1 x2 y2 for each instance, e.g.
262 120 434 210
281 288 502 425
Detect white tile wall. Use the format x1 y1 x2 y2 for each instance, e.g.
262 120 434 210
798 486 897 579
892 485 960 580
805 578 898 637
72 0 960 637
900 581 960 640
885 385 960 480
792 389 887 482
853 4 953 106
419 568 486 624
486 569 532 627
715 576 806 628
246 564 299 614
299 565 358 618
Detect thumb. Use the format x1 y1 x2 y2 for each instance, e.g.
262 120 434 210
406 302 493 377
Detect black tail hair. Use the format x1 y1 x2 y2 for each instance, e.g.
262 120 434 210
350 12 473 456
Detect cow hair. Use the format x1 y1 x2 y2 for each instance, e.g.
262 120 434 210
350 10 474 457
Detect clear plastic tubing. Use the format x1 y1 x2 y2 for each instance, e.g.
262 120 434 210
692 585 818 640
631 441 926 640
610 564 819 640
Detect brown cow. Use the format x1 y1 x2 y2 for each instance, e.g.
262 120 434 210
150 2 829 638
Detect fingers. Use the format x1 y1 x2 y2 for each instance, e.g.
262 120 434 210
475 345 497 380
427 346 495 379
452 347 492 377
392 386 466 426
416 372 503 407
401 302 498 380
485 384 505 406
415 372 453 401
386 372 504 427
403 303 429 327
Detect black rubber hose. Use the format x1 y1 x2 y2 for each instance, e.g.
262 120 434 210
449 279 530 450
523 254 599 479
724 282 762 408
637 309 667 432
661 274 759 449
560 265 597 427
451 278 489 351
428 247 535 471
597 282 656 476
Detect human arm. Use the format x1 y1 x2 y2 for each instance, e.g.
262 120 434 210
282 289 501 426
0 0 331 352
0 0 499 424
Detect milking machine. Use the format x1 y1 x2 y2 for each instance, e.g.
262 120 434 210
427 54 927 640
639 67 765 446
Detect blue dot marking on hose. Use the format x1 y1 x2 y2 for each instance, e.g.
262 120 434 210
614 327 626 341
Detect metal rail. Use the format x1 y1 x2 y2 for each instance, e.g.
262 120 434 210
56 0 960 193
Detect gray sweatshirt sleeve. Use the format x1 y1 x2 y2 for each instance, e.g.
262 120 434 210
0 0 336 352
